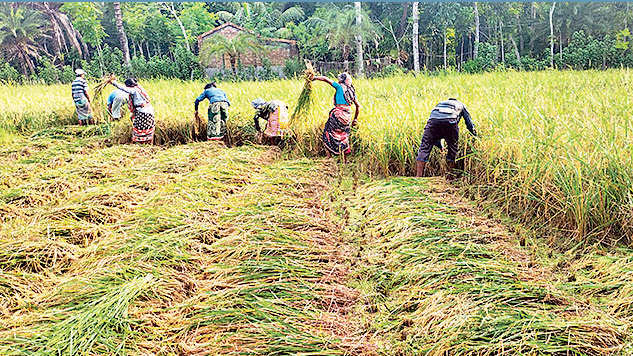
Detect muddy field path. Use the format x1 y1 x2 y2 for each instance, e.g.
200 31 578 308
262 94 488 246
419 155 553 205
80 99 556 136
1 134 632 355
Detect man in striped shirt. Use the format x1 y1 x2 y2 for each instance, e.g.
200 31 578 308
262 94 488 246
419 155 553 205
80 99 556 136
71 69 94 125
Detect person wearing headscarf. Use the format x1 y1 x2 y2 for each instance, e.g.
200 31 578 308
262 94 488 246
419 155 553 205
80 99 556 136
71 69 94 125
312 72 361 162
251 97 289 144
194 82 230 142
109 76 156 144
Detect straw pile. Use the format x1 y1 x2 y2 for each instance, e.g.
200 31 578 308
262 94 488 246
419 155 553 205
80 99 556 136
1 132 633 354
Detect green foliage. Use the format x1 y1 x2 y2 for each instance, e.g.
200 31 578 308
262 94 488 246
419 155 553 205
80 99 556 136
282 57 306 78
61 3 107 47
127 48 204 81
179 3 219 39
559 30 631 70
0 62 21 83
80 44 124 79
0 4 45 75
35 58 75 85
462 42 499 73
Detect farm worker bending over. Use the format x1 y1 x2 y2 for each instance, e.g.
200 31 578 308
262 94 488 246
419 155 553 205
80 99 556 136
109 76 156 144
312 72 361 163
106 89 128 121
71 69 94 125
251 98 290 145
416 98 477 178
194 82 230 142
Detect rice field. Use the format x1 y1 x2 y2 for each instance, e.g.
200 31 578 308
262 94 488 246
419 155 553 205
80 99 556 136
1 129 632 354
1 69 632 244
2 70 633 353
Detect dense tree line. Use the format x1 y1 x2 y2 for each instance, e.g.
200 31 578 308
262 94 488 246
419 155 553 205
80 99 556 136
1 2 632 83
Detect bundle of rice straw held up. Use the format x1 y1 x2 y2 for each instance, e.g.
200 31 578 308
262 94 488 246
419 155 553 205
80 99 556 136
291 59 317 124
92 74 116 122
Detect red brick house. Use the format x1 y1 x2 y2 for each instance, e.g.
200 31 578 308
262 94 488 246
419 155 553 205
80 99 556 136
198 23 299 78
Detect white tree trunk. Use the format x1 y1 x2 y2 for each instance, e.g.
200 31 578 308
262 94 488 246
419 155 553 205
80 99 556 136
499 20 505 65
166 3 190 52
510 35 521 69
549 2 556 67
354 2 364 77
412 2 420 73
474 2 480 59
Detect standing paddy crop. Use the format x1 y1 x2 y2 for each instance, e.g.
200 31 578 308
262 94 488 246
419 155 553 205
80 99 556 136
1 69 632 244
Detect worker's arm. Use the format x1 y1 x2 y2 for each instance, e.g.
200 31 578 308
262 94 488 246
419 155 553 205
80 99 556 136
222 91 231 107
84 81 90 103
313 76 333 85
462 107 477 136
111 80 134 95
194 92 206 112
352 97 361 127
253 113 262 132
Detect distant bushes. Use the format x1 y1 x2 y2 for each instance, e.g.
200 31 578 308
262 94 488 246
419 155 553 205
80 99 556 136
0 62 22 84
5 29 633 84
462 30 633 73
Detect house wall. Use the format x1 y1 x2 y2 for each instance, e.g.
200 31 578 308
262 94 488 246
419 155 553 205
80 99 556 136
199 25 298 75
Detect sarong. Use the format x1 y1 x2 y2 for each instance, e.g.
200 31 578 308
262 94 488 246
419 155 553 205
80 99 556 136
323 105 352 155
208 101 229 141
132 111 155 143
74 98 92 122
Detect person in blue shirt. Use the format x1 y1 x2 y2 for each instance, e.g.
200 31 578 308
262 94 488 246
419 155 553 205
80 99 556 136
106 89 128 121
194 82 231 142
416 98 477 178
312 72 361 162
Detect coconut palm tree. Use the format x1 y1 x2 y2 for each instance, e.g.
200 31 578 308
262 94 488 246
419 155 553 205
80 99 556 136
0 4 46 76
200 32 266 74
113 2 130 67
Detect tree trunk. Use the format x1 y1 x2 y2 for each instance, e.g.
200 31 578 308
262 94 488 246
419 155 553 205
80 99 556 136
549 2 556 68
510 35 521 69
42 3 64 57
166 3 190 52
413 2 420 73
473 2 480 59
354 2 364 77
559 29 564 68
57 11 84 58
460 38 464 70
443 31 447 70
397 2 410 38
113 2 131 67
516 12 524 54
230 56 237 74
499 20 505 65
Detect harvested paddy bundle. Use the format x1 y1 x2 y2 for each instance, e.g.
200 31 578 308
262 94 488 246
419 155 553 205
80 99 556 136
291 60 316 124
91 76 114 123
193 111 204 137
